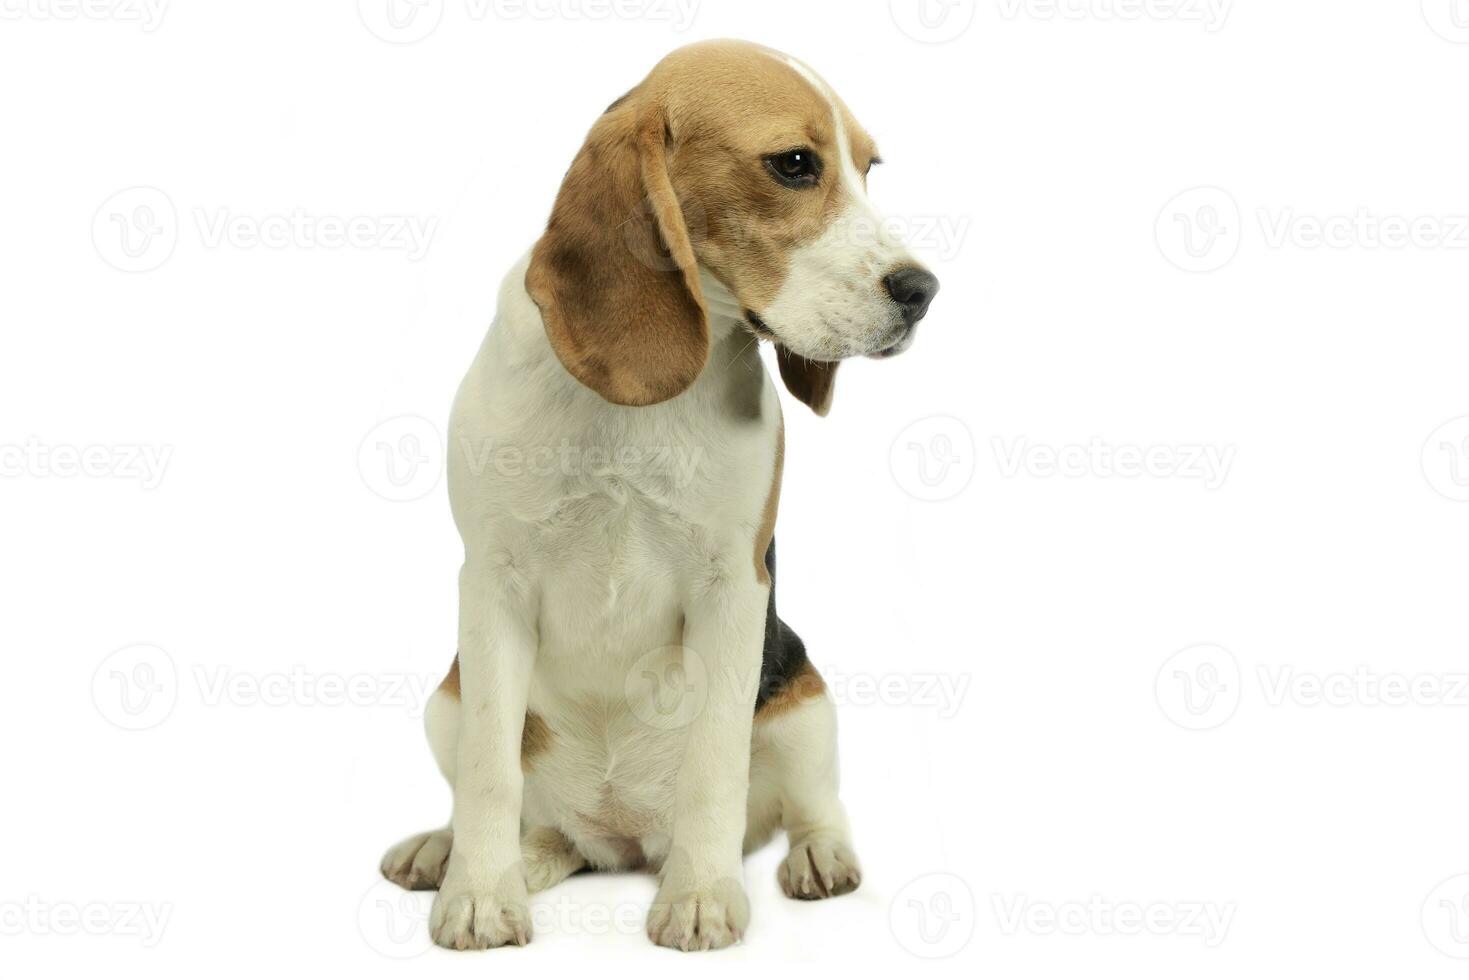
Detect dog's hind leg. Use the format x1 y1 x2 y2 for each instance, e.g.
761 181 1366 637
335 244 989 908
380 663 463 890
381 826 584 894
521 826 587 893
380 658 588 893
382 826 587 894
747 541 861 899
381 827 454 891
751 660 862 900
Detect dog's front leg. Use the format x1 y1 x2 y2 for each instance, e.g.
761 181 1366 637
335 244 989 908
430 562 537 950
647 573 768 951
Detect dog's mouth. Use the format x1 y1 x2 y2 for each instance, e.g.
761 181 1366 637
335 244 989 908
744 309 915 361
743 309 777 340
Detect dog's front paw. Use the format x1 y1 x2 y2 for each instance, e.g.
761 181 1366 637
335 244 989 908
647 876 749 951
430 872 531 950
778 837 861 900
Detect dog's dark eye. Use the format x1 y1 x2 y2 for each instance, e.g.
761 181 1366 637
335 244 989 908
765 149 821 188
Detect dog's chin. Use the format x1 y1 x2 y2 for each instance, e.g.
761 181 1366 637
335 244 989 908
865 325 917 360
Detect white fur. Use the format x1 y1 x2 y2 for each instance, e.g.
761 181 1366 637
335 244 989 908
382 53 904 947
381 252 859 952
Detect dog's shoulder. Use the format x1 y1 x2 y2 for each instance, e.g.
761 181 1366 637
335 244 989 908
448 251 782 570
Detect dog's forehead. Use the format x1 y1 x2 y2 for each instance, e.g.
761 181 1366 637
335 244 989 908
651 41 877 163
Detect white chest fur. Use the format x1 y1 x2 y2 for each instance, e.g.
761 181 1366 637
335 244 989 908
445 254 780 865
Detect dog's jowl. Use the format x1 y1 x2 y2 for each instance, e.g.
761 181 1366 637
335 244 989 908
377 39 939 952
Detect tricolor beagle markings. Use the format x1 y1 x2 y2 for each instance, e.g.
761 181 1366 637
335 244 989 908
378 39 939 952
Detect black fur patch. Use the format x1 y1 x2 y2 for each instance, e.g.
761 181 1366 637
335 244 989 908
754 538 812 713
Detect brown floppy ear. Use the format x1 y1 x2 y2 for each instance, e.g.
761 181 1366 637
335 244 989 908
776 346 839 417
525 92 709 406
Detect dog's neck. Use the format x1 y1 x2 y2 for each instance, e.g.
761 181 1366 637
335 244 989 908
697 267 751 344
692 265 771 410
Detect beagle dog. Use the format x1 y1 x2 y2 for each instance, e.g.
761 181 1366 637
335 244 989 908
379 39 939 952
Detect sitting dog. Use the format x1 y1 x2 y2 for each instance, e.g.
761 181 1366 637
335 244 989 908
379 39 939 952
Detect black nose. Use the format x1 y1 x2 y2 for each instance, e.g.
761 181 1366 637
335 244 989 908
884 267 940 326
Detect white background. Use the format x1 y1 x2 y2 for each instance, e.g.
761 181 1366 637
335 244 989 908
4 0 1469 976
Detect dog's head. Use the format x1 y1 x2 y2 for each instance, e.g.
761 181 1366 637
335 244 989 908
526 39 939 415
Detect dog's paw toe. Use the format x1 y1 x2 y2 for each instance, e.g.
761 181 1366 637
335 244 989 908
778 839 861 900
647 879 749 951
429 881 531 949
380 829 452 891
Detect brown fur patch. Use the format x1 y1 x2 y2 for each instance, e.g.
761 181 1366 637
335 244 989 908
438 656 460 698
435 656 552 766
775 347 838 416
526 94 708 406
521 711 553 766
755 660 827 720
754 418 784 586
